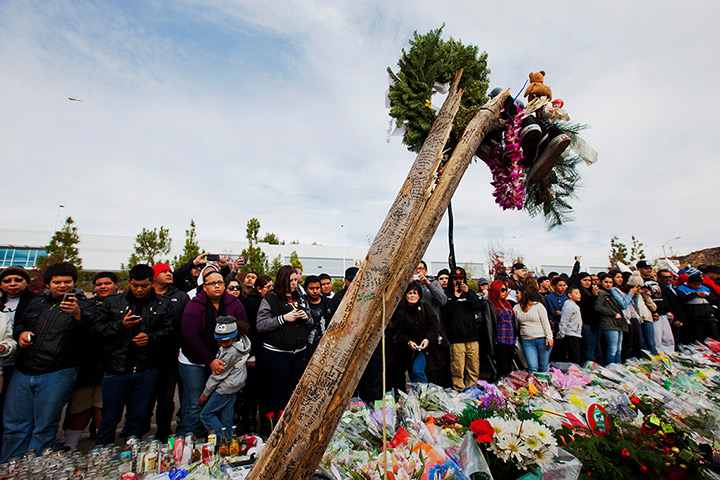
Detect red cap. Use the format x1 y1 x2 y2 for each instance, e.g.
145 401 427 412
151 263 172 279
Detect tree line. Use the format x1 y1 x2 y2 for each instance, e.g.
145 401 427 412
38 217 303 278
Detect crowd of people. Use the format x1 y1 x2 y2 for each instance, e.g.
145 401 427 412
387 258 720 391
0 253 717 462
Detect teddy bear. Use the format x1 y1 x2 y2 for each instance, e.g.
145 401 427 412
523 70 552 101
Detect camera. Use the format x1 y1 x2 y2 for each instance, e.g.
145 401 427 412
206 254 220 262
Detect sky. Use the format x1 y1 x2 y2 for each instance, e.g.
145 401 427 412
1 0 718 269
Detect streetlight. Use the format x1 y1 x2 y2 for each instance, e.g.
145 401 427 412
662 236 681 269
341 224 346 274
53 204 65 231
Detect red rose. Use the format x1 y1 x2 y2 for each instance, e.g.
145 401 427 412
470 419 494 443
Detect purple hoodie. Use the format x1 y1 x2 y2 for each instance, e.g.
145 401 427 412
180 290 248 366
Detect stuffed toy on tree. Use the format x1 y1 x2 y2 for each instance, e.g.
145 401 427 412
387 27 596 229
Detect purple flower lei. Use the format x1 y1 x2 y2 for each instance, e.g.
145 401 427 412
485 109 527 210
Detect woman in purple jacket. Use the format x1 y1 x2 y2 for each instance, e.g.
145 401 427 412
177 270 248 436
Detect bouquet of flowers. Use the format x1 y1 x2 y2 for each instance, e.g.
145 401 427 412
469 416 559 479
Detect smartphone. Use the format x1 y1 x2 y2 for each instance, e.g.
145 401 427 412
62 292 76 303
412 274 420 281
206 254 220 262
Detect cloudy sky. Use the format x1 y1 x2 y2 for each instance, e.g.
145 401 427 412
1 0 717 268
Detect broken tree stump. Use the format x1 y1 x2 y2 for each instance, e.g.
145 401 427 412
247 74 510 480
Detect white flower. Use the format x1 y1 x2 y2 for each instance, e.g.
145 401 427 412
488 416 509 436
493 433 532 464
531 446 555 469
531 423 555 444
518 420 540 437
524 435 540 451
505 419 524 435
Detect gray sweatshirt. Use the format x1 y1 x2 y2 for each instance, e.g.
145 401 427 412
202 335 251 397
558 300 582 339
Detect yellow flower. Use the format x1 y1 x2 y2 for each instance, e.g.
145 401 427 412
425 99 431 108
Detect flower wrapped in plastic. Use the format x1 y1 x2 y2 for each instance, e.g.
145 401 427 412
549 366 591 390
414 383 473 417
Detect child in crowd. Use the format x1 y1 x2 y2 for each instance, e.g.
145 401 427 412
199 316 251 440
557 286 583 365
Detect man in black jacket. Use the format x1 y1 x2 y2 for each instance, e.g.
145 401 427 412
2 262 90 462
63 272 118 449
91 264 174 445
657 269 686 347
145 263 189 441
442 267 482 391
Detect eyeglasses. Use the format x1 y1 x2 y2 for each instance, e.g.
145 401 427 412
501 288 508 293
204 281 224 287
659 276 673 280
227 286 241 291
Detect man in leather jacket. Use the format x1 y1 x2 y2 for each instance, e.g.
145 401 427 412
1 262 90 462
91 264 174 445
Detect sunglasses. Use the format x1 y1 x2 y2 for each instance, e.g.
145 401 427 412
501 288 508 293
227 286 241 291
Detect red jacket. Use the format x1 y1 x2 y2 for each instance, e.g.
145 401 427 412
702 277 720 296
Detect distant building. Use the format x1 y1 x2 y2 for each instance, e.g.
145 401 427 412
1 229 612 278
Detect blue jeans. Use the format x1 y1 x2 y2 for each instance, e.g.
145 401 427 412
603 330 623 365
640 321 658 355
200 392 236 440
1 367 78 462
96 369 158 446
521 337 551 373
409 352 428 383
581 324 600 364
177 363 208 437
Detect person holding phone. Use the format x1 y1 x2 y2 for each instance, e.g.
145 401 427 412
256 265 312 416
441 267 482 391
173 253 232 293
90 264 175 446
391 281 440 386
2 262 89 462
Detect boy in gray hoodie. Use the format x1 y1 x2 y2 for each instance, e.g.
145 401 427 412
557 286 583 365
199 316 251 440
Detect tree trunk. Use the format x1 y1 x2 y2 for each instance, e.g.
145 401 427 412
247 75 510 480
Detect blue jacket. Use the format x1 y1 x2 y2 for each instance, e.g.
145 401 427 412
544 291 568 326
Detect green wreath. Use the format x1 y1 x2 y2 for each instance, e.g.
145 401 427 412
387 27 587 229
386 25 489 155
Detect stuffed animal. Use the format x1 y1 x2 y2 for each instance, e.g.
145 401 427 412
539 98 570 122
524 71 552 101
